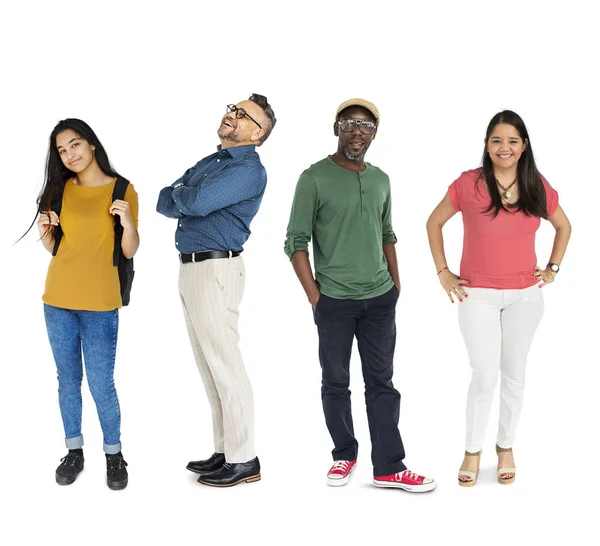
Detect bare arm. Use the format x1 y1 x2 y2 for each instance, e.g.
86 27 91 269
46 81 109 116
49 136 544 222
426 193 468 303
534 204 572 286
426 193 456 273
110 199 140 259
547 204 572 265
291 250 320 308
383 242 400 290
120 225 140 259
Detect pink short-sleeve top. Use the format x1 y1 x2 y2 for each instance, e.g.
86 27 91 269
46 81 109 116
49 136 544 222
448 168 558 289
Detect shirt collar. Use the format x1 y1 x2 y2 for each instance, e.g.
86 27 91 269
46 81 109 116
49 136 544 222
216 144 256 158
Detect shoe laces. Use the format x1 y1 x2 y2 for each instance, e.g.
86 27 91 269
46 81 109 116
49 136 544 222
331 460 351 473
401 470 422 481
222 462 233 470
60 453 80 467
107 454 127 472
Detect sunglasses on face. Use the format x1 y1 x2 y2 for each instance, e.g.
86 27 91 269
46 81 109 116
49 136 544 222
337 119 377 134
226 104 262 129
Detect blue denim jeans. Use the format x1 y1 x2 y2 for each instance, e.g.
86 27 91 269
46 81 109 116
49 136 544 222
44 304 122 454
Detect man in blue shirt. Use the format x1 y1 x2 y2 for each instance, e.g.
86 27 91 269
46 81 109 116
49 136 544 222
157 93 276 487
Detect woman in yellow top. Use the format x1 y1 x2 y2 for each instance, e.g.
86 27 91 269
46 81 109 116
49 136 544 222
35 119 139 490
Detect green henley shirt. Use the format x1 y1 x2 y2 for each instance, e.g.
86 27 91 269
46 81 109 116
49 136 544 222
284 157 396 300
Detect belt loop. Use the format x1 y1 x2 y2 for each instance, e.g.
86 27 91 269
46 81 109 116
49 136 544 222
192 252 196 263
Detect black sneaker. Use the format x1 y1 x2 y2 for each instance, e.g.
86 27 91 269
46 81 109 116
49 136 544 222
55 450 84 485
106 452 128 490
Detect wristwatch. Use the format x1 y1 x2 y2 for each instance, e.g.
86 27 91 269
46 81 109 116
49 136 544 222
547 263 560 273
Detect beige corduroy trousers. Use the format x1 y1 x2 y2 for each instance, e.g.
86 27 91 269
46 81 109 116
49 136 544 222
179 256 255 463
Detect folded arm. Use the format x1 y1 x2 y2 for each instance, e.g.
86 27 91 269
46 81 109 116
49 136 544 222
156 164 201 218
171 160 265 217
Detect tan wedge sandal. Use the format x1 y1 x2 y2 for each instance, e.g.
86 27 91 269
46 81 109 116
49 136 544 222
496 445 516 484
458 450 481 487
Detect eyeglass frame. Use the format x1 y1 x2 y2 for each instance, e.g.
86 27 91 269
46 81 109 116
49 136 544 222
336 118 377 134
226 104 262 129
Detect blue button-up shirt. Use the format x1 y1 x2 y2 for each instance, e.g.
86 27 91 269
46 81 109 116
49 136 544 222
156 145 267 253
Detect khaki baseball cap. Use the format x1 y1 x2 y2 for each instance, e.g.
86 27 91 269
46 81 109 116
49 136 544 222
335 98 380 125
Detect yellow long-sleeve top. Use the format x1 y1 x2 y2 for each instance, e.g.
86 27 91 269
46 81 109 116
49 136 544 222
43 178 139 311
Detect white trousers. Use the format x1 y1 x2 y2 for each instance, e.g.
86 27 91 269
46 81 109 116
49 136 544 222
179 256 255 463
458 285 544 453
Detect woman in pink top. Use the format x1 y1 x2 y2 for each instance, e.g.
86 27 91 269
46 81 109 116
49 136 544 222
426 110 571 487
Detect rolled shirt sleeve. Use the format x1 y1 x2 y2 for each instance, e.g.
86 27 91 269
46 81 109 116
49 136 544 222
284 172 318 259
124 184 140 228
381 179 397 245
541 177 559 216
448 178 461 212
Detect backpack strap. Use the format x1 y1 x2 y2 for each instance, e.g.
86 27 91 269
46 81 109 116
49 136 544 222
51 178 130 261
112 177 130 266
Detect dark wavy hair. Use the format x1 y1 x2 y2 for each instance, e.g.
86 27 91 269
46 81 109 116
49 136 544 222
249 93 276 145
479 110 548 219
19 119 121 241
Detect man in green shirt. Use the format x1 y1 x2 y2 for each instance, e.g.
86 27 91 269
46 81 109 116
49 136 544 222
284 98 435 492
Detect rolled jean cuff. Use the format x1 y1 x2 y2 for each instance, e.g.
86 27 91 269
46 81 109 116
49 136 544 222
65 435 84 450
104 442 122 455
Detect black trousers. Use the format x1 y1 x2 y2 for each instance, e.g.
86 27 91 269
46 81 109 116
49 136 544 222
313 285 407 476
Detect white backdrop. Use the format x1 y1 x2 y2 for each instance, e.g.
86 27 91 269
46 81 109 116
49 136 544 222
1 1 597 544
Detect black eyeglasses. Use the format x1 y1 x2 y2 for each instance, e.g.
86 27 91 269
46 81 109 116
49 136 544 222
226 104 262 129
337 119 377 134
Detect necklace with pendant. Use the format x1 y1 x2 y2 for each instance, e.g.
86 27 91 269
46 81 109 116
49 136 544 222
496 176 517 199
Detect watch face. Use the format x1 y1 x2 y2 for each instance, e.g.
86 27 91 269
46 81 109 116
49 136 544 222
550 264 559 272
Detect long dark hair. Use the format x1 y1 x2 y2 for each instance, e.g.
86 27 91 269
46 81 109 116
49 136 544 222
479 110 548 219
19 119 121 241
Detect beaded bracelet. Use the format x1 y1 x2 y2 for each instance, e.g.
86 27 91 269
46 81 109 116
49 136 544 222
437 266 449 275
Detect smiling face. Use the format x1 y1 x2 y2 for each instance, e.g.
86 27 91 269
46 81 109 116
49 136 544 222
334 106 377 162
56 129 96 173
486 123 527 172
217 100 266 147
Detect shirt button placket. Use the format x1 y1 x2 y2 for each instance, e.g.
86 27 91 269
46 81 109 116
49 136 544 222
358 173 367 221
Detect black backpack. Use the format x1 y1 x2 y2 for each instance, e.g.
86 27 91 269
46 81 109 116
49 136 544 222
51 177 135 306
